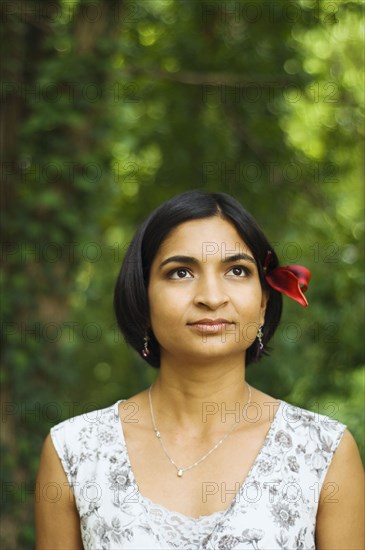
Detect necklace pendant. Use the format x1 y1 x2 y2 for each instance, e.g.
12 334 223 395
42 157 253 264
155 430 161 438
177 469 183 477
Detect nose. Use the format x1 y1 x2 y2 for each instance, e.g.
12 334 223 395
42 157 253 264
193 272 229 310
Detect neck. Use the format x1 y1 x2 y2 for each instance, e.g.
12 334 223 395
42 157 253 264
150 354 250 437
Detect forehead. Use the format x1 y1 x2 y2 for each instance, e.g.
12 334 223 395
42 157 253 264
155 216 252 259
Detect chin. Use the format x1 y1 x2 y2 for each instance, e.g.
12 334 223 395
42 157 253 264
188 344 246 361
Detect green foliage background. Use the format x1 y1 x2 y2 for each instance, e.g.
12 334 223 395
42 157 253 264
1 0 364 546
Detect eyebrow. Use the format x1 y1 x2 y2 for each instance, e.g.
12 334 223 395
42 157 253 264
159 253 257 269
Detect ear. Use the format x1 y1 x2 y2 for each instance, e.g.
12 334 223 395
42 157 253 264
259 290 269 325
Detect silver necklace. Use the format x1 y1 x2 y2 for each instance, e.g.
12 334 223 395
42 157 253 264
148 382 252 478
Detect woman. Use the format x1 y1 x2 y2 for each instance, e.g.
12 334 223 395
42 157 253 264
35 191 364 549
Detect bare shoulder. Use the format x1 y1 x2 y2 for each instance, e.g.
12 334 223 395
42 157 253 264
322 428 364 488
329 428 363 463
118 388 150 425
316 429 364 550
35 433 83 549
37 433 66 480
250 387 281 416
36 433 69 497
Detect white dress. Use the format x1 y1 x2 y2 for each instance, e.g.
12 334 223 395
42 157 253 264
50 399 346 550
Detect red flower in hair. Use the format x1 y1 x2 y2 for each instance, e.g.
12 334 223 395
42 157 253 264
263 251 311 307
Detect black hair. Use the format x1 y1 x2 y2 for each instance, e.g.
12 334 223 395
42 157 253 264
114 190 282 367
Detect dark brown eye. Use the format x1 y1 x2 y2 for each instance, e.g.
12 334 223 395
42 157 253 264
168 268 193 279
176 269 188 278
228 266 249 277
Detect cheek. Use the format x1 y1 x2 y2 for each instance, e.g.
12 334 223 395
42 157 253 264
148 304 182 350
236 283 264 310
148 288 194 352
148 285 184 328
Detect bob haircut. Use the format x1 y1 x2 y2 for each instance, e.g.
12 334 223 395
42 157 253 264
114 190 282 368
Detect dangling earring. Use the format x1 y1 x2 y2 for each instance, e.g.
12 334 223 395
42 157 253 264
141 335 151 358
257 325 264 351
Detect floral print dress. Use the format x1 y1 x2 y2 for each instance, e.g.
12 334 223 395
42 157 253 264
50 399 346 550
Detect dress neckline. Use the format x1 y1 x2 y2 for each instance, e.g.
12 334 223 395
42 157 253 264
113 397 284 522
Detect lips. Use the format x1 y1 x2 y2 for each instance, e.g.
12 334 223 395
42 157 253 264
187 318 235 333
189 318 232 325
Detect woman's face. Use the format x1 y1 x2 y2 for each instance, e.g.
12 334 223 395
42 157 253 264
147 216 267 364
